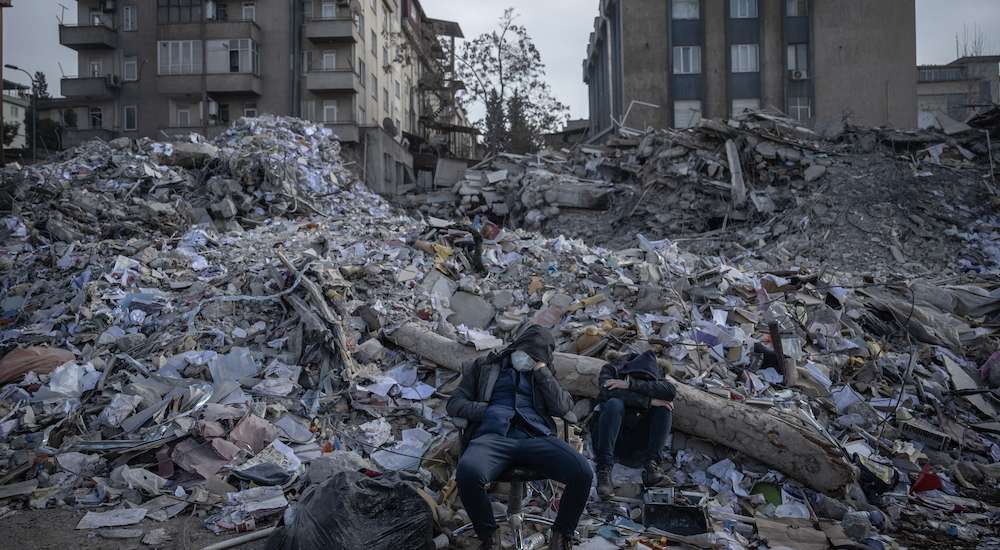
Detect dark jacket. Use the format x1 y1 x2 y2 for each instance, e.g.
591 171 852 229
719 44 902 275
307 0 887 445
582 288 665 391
598 351 676 409
447 326 574 443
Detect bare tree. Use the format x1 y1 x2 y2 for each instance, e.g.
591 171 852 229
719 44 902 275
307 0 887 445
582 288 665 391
956 23 996 58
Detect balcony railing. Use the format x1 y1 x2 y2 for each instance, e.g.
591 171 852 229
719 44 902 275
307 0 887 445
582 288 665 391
304 17 360 43
59 23 118 50
158 18 260 41
305 69 363 93
61 76 120 99
157 72 262 95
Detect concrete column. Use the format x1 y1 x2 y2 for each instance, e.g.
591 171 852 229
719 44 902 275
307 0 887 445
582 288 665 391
703 0 728 119
760 0 784 111
621 0 671 129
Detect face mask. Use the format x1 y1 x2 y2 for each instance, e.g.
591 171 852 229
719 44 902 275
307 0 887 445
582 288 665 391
511 350 535 372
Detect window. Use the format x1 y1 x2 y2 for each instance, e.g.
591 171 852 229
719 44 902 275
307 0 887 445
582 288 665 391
302 100 316 121
321 1 335 18
359 59 366 81
123 105 137 131
156 0 203 24
358 13 365 36
787 43 808 72
303 50 312 72
788 96 811 121
394 80 400 99
730 0 757 17
302 0 313 19
176 107 191 127
158 40 203 74
206 39 259 74
219 103 230 124
383 88 389 106
732 98 760 116
674 101 702 129
242 2 256 21
673 0 699 20
323 100 338 123
786 0 807 16
322 50 337 70
731 44 759 73
244 103 258 117
673 46 701 74
371 30 377 55
89 107 103 128
123 57 138 81
371 74 378 98
358 104 366 124
123 5 137 31
383 45 389 64
89 61 103 77
90 10 103 26
64 109 78 128
10 106 18 118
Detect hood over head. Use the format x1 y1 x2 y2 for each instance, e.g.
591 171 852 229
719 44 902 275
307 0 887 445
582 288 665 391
506 325 556 365
619 350 662 380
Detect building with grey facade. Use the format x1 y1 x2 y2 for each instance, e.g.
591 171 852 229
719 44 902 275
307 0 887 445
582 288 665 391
917 55 999 125
583 0 918 138
53 0 473 193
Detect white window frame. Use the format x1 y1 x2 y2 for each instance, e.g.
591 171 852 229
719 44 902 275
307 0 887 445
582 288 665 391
323 100 338 123
89 107 103 128
176 107 191 127
358 13 365 37
674 100 702 129
358 59 366 81
322 50 337 71
730 0 757 18
123 5 137 31
787 0 807 17
321 1 335 18
123 105 138 131
731 44 759 73
673 0 699 20
673 46 701 75
123 57 138 81
158 40 203 75
787 43 808 72
90 61 103 77
241 1 256 21
302 0 313 19
243 103 258 118
371 74 378 99
788 96 811 121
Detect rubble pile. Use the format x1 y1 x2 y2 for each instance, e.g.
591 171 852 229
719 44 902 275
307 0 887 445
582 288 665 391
1 115 999 550
409 111 1000 281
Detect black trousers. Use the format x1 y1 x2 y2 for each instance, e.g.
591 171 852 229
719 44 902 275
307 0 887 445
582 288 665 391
592 398 672 467
455 432 593 540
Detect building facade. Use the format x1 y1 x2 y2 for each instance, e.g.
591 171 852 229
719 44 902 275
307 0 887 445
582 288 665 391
583 0 917 138
917 55 999 125
55 0 469 192
2 80 29 149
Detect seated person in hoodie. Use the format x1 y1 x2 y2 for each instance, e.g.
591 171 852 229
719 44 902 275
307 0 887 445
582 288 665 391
447 325 593 550
591 351 676 498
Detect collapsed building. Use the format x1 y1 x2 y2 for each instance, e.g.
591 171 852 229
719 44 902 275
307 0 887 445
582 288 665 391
0 109 998 549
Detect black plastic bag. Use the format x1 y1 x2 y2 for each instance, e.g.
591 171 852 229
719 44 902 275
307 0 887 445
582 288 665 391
266 470 434 550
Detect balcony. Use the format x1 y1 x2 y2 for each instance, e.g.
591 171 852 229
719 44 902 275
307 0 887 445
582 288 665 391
303 17 360 43
305 70 363 93
61 76 119 100
324 121 360 142
158 18 260 42
63 128 120 149
59 23 118 50
157 73 262 95
160 125 228 141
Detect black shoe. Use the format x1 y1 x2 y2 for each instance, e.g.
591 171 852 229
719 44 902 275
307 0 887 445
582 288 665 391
548 530 573 550
642 460 664 487
596 463 613 499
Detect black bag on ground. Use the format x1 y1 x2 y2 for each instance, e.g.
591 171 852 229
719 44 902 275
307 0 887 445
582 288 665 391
266 470 434 550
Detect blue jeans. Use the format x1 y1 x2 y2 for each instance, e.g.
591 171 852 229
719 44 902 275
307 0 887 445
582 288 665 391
593 398 672 467
455 431 593 540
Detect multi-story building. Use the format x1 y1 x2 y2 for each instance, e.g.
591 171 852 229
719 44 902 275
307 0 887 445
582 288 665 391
55 0 469 192
2 79 29 149
917 55 999 124
583 0 917 138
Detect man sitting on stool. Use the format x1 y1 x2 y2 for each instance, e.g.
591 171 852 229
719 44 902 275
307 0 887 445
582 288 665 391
592 350 676 498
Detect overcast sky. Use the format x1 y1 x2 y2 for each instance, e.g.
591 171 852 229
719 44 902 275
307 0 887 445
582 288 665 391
3 0 999 120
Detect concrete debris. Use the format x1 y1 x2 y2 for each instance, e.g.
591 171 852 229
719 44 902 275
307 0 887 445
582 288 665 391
1 113 999 550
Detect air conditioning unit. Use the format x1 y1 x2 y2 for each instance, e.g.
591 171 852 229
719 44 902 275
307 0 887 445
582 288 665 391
208 101 219 116
790 69 809 81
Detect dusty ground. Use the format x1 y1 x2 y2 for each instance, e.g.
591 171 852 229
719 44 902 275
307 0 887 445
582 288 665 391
0 508 269 550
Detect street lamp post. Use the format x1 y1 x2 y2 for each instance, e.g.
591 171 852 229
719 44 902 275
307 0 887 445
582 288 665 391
5 64 35 163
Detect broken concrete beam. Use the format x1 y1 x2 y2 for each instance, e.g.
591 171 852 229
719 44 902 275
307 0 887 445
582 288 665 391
548 182 612 210
725 140 747 207
162 142 219 168
804 164 827 182
387 323 856 494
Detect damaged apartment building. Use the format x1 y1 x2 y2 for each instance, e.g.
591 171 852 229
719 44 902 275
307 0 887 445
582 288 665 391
50 0 476 192
583 0 918 138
